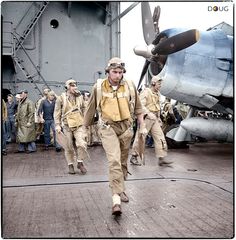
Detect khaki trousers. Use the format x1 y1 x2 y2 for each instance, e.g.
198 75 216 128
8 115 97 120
98 123 133 195
132 117 167 158
63 125 87 165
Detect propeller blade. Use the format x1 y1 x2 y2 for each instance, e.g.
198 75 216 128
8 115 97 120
153 6 160 34
137 60 150 90
151 29 200 55
141 2 155 45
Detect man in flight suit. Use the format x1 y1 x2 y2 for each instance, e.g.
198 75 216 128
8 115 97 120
54 79 87 175
130 76 173 166
84 57 146 216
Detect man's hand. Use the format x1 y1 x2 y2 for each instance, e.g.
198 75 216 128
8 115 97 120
55 125 62 134
147 112 157 120
26 122 31 128
139 122 148 135
40 117 45 123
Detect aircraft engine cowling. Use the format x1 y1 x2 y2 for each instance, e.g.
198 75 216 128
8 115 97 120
180 117 233 142
158 28 233 113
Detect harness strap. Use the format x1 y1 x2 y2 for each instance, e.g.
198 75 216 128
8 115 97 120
61 92 82 120
145 88 160 111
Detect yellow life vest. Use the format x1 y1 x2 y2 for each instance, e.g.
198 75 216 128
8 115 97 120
96 78 135 122
145 88 160 112
61 92 84 128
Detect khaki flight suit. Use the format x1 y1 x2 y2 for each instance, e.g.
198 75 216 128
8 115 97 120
84 78 143 195
54 92 87 165
132 88 167 158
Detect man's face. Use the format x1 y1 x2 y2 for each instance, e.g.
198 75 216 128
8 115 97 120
7 96 13 102
68 83 78 94
43 89 50 96
108 68 123 85
153 81 162 91
48 95 55 101
21 92 27 99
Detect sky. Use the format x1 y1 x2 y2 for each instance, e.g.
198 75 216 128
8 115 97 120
120 2 234 86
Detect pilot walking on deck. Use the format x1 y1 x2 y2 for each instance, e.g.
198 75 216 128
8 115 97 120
130 76 172 166
54 79 87 175
84 57 145 215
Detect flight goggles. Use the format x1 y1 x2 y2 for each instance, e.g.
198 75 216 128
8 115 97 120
69 82 77 87
108 62 125 68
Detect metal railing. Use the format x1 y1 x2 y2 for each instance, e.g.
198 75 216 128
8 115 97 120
15 2 49 52
12 33 51 95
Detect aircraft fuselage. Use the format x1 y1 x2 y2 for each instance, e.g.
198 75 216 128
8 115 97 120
159 28 233 114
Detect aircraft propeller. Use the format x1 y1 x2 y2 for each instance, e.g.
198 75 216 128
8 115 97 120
141 2 155 45
137 3 159 89
151 29 200 55
136 2 200 90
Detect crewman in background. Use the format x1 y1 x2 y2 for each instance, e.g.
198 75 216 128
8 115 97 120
54 79 87 175
130 76 172 166
15 90 37 153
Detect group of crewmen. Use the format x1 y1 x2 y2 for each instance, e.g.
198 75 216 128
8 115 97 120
2 89 60 154
2 57 175 216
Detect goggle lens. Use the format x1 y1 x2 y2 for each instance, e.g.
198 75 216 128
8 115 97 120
109 62 125 67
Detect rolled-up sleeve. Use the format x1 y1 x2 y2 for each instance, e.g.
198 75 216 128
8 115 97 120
139 89 150 115
133 84 144 116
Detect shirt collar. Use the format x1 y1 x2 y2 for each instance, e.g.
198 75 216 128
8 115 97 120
107 78 125 87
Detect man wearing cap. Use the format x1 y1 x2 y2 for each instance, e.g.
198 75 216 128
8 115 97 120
6 94 18 142
84 57 146 216
54 79 87 174
130 75 172 166
15 90 37 153
38 91 61 152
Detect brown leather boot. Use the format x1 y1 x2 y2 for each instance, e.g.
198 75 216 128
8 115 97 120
120 192 129 202
77 162 87 174
68 164 75 174
130 155 141 166
159 157 173 166
112 204 122 215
